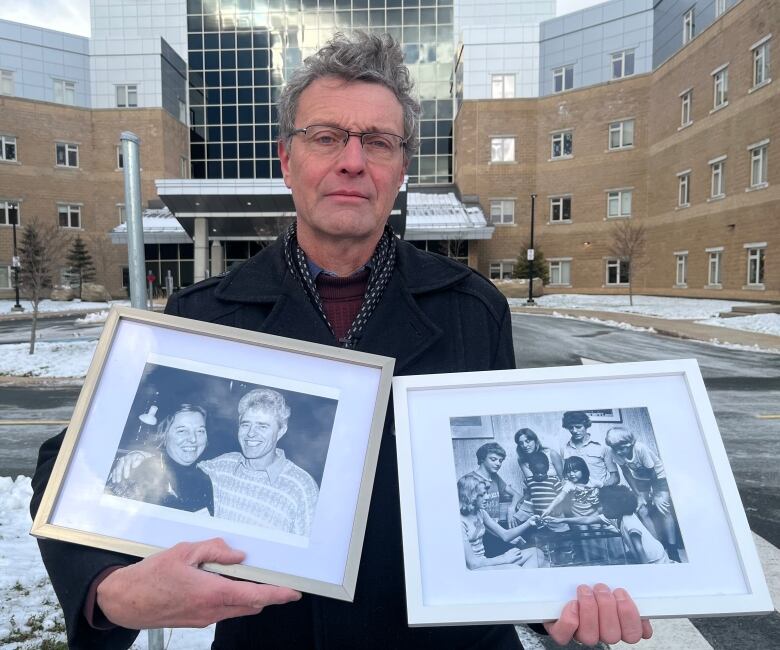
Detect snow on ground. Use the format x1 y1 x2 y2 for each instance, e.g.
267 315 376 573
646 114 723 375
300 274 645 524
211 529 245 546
0 476 214 649
74 310 109 325
697 312 780 335
0 341 98 378
0 300 128 316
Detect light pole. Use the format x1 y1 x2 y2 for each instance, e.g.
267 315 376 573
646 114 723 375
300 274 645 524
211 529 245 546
526 193 536 305
11 218 23 312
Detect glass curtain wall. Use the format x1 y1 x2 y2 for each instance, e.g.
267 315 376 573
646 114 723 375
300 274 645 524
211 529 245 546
186 0 455 185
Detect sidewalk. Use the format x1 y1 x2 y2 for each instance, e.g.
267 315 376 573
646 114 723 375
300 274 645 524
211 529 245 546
510 306 780 351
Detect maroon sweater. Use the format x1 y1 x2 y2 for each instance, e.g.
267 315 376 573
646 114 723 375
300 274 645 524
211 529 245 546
316 269 370 342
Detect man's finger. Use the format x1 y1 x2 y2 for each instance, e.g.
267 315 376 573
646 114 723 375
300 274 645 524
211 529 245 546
593 583 621 645
219 580 301 610
614 588 645 643
184 538 247 567
642 618 654 639
573 584 599 646
543 599 579 646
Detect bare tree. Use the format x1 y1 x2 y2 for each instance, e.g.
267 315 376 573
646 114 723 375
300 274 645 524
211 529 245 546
18 219 67 354
608 219 647 306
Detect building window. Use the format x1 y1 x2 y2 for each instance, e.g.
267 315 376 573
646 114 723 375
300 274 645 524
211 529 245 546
707 249 723 286
551 131 573 158
712 66 728 109
553 65 574 93
1 200 19 225
678 172 691 207
710 158 726 198
489 199 515 225
490 137 515 163
606 259 630 285
116 84 138 108
608 120 634 149
715 0 726 17
180 156 189 179
752 38 771 88
491 74 515 99
0 265 12 289
749 141 769 188
489 260 514 280
116 145 124 169
0 69 13 96
607 190 632 218
549 259 571 286
746 245 766 286
0 135 17 162
56 143 79 168
53 79 76 105
550 197 572 222
680 90 692 126
178 99 187 123
683 9 694 45
611 50 635 79
118 204 126 224
58 204 81 229
675 252 688 286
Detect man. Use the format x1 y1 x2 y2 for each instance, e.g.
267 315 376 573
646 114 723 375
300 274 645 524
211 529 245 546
463 442 523 522
31 33 651 649
198 388 319 537
560 411 620 487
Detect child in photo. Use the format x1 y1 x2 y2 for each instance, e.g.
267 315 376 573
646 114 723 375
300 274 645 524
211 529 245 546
525 451 568 533
605 427 683 562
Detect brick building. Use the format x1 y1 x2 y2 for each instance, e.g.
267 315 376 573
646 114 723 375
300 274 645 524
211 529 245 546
456 0 777 300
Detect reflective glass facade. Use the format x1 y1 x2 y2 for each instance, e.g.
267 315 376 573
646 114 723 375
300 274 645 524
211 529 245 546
186 0 455 184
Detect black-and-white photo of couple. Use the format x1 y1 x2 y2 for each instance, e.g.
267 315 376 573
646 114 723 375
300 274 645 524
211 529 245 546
451 407 686 571
105 362 338 540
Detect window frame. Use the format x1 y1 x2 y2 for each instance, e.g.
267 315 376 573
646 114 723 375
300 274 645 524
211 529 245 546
606 258 630 285
607 189 632 218
548 259 572 286
489 260 515 280
683 9 695 45
745 245 766 287
749 142 769 188
680 89 693 127
489 199 515 225
552 65 574 93
675 252 688 287
712 66 729 109
550 130 573 159
0 200 20 226
752 38 771 89
0 69 14 96
491 73 515 99
53 79 76 105
57 203 82 229
550 196 572 223
0 134 17 162
709 156 726 199
56 142 79 168
490 136 515 163
707 248 723 286
116 84 139 108
0 265 12 290
611 50 635 79
715 0 726 17
678 171 691 207
608 119 635 150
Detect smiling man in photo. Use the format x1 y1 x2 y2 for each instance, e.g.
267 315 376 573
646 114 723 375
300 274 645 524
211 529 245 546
198 388 319 537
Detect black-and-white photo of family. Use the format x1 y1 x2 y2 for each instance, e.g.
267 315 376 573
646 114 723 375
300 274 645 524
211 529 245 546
451 407 686 570
105 362 338 541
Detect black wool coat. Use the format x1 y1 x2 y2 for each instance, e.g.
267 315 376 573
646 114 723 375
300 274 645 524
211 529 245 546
31 238 524 650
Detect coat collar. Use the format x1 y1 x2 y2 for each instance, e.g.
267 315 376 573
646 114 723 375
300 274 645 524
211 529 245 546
212 236 471 372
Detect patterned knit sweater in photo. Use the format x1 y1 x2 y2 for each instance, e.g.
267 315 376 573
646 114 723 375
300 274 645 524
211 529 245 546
198 450 319 537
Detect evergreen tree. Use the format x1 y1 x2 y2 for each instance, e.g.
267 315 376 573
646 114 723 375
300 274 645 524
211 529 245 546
513 241 549 285
66 236 96 299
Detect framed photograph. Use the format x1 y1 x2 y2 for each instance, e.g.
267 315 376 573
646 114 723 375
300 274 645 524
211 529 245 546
393 360 772 625
32 306 394 601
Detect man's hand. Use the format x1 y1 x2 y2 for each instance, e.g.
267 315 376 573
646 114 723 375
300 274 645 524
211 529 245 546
96 538 301 629
108 451 150 484
543 584 652 646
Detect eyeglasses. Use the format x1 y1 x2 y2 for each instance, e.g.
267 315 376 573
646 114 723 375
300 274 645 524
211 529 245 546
289 125 407 162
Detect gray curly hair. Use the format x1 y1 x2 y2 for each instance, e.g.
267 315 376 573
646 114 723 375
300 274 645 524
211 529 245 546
278 31 421 160
238 388 291 428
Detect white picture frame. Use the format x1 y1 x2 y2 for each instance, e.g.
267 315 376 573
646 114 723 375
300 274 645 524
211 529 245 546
393 359 772 625
32 306 394 602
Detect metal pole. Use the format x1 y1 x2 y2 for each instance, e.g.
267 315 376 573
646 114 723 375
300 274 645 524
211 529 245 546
121 132 147 310
11 219 23 312
526 193 536 305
